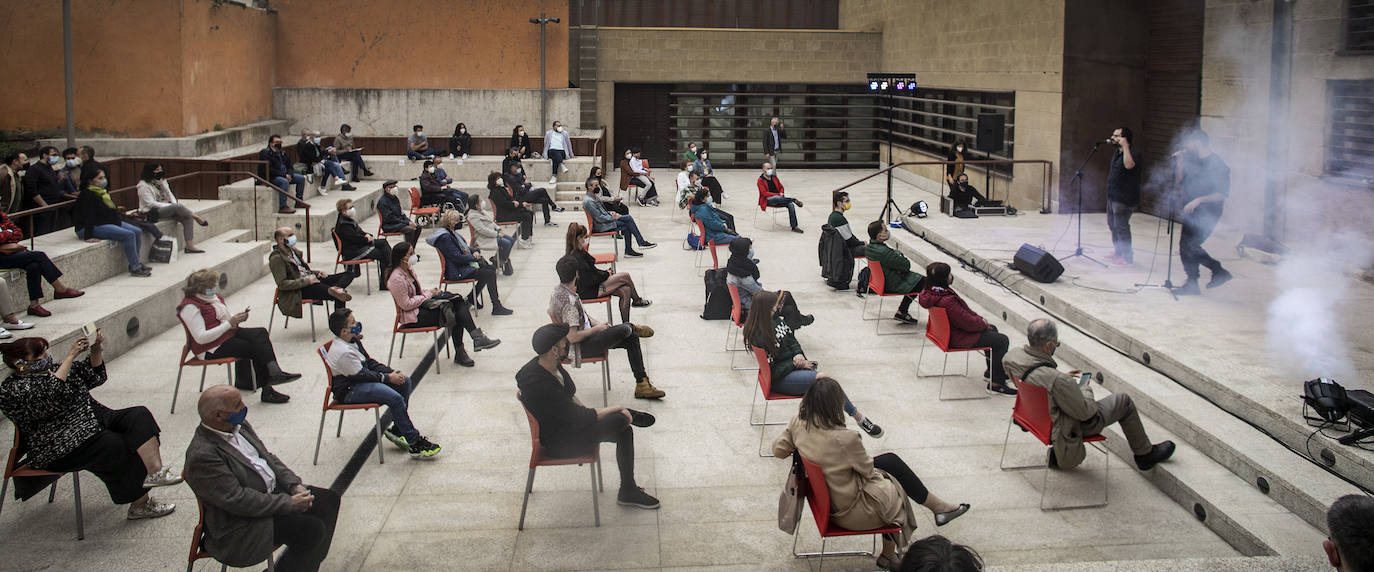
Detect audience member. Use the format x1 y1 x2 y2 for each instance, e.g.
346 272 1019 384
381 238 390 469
184 385 340 571
260 135 307 214
565 223 652 323
1003 319 1176 470
583 179 655 257
488 172 535 248
465 194 515 275
517 322 661 509
334 123 374 180
73 167 153 277
77 145 103 174
550 255 665 399
543 120 574 184
295 130 326 188
407 124 438 160
418 160 466 211
0 152 26 213
772 378 969 570
692 148 725 204
136 162 209 254
898 535 984 572
269 226 354 314
386 242 501 367
178 269 300 403
502 146 525 178
724 238 810 326
319 144 357 192
626 148 660 207
865 221 924 324
448 123 471 159
426 209 513 316
1323 494 1374 572
828 191 866 257
683 141 699 164
756 162 803 233
504 161 562 227
675 160 697 209
510 125 533 159
588 166 629 215
57 147 82 200
376 180 420 247
334 198 391 288
918 262 1014 395
324 308 443 458
0 334 181 520
22 146 64 234
691 188 738 247
0 208 84 318
763 117 786 166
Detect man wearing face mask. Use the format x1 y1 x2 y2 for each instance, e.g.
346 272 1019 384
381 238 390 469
319 144 356 193
259 135 307 214
57 147 83 200
827 190 866 257
333 124 373 181
376 180 421 246
333 198 391 289
324 308 443 459
418 160 465 211
22 146 65 235
407 124 438 160
269 227 354 318
1003 319 1175 471
544 120 575 184
583 179 656 257
756 162 804 233
295 130 324 186
949 173 996 218
504 161 562 227
762 117 785 166
185 384 341 571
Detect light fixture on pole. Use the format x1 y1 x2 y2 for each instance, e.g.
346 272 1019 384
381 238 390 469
529 13 561 134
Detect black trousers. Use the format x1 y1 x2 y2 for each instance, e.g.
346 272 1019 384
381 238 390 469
0 249 63 301
336 151 367 177
580 323 646 380
406 302 477 349
207 327 280 390
603 200 630 216
1179 212 1223 281
520 187 555 223
345 239 391 285
967 328 1010 384
44 404 159 504
297 271 355 312
701 176 724 204
458 265 502 307
272 485 340 572
496 209 534 239
596 414 635 489
872 452 929 505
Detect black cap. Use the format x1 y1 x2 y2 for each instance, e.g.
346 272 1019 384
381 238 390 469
532 323 570 355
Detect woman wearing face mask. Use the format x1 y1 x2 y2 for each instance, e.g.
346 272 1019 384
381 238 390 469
449 123 471 160
690 188 738 246
510 125 532 159
386 242 500 367
426 209 513 316
136 162 208 254
724 237 811 325
945 139 969 195
565 223 651 323
487 171 535 248
73 167 153 277
544 121 575 184
334 198 392 289
177 268 301 403
465 194 515 275
627 149 659 207
917 262 1014 395
269 226 354 317
376 180 421 247
692 148 725 204
0 334 183 520
828 190 866 257
588 166 628 215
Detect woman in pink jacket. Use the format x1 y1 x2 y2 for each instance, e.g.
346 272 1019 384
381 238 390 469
385 242 499 367
916 262 1014 395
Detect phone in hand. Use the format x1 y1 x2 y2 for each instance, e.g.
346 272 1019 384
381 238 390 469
1079 372 1093 387
82 321 97 339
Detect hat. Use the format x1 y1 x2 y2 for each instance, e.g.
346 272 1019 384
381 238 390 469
382 179 398 189
531 323 570 355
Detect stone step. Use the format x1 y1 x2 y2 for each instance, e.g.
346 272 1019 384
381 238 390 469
40 119 289 159
217 178 390 245
358 155 602 184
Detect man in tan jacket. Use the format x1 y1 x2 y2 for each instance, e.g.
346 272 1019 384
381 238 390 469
1002 319 1174 471
268 227 353 319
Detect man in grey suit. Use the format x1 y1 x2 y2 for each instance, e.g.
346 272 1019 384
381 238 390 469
184 385 340 572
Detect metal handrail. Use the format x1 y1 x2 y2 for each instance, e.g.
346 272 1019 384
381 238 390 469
831 159 1055 215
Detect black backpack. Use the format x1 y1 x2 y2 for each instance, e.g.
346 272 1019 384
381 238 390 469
701 269 733 320
855 266 871 298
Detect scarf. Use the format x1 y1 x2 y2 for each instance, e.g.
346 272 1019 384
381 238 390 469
726 253 760 280
88 185 116 209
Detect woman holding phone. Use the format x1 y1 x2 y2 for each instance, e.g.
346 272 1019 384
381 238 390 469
176 269 300 403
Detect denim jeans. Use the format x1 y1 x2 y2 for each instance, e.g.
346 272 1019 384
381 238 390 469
614 215 648 251
406 148 436 160
496 235 514 261
765 195 798 228
773 368 856 415
1106 201 1136 262
321 159 347 183
76 222 144 270
343 377 419 441
337 150 366 174
271 174 306 208
548 149 567 174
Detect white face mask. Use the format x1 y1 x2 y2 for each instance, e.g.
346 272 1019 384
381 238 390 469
765 169 775 177
408 253 420 266
415 131 423 137
518 131 525 136
625 153 632 159
555 126 564 133
459 128 466 134
285 235 297 247
346 207 357 218
427 167 436 173
956 146 964 153
312 137 321 144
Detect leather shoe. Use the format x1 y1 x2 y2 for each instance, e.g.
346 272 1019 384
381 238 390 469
628 409 656 427
268 372 302 385
26 305 51 318
260 387 290 404
1134 441 1176 471
54 289 85 300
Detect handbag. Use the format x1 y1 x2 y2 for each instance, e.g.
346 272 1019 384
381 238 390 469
778 453 806 534
148 237 176 264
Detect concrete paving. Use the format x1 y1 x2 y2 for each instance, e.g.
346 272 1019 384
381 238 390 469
0 169 1330 571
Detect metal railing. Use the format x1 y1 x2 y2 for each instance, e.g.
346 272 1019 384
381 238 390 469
829 159 1055 217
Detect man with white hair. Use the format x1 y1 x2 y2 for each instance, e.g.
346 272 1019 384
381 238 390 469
762 117 786 166
1002 318 1175 471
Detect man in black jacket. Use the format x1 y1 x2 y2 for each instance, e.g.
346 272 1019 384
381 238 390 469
22 146 65 234
762 117 786 166
333 198 391 288
516 322 660 509
503 161 562 227
323 309 442 459
259 135 307 214
418 160 465 209
1105 127 1142 265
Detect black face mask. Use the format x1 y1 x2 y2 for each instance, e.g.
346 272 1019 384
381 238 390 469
153 172 165 180
272 143 282 150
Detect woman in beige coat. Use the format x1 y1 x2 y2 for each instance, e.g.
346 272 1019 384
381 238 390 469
773 378 970 569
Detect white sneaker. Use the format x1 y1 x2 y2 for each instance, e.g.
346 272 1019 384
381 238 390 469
142 467 184 487
462 153 469 159
517 237 534 249
549 176 558 185
5 320 34 330
722 192 730 199
0 328 11 340
448 154 455 159
306 174 314 185
127 498 175 520
560 164 570 173
317 186 328 196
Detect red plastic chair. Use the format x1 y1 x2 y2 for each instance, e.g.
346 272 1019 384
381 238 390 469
435 249 482 308
547 313 614 405
750 346 801 457
0 432 83 540
998 377 1110 510
187 495 278 571
917 307 994 401
791 455 901 565
387 300 447 374
860 259 917 336
267 288 324 343
692 216 721 272
723 286 757 372
376 207 407 239
517 391 603 530
583 210 622 260
170 316 242 414
406 186 441 227
313 340 386 465
331 228 373 294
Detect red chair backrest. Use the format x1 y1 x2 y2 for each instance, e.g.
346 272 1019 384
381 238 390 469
435 248 450 278
925 307 952 350
799 456 835 535
752 347 772 395
317 341 335 410
188 498 211 564
865 259 886 295
727 285 743 326
694 218 709 245
1010 377 1053 445
517 391 545 463
407 187 422 210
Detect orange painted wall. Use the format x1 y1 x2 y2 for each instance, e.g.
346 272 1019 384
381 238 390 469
271 0 569 89
178 0 276 134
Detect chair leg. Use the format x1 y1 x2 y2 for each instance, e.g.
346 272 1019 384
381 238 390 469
596 460 604 492
337 410 345 437
71 472 83 541
267 307 275 332
198 366 209 392
312 410 327 465
283 314 290 331
600 360 610 407
388 331 397 364
431 330 441 374
399 332 407 358
48 481 57 502
170 365 185 414
998 416 1040 471
0 475 9 517
308 303 317 343
364 266 371 295
373 408 385 465
588 462 601 527
518 467 536 530
1041 441 1111 511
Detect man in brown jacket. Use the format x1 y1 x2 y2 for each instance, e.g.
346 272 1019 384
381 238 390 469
1002 319 1174 471
185 385 339 571
268 227 354 318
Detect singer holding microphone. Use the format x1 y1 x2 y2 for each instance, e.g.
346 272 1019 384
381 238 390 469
1171 129 1232 296
1105 128 1142 265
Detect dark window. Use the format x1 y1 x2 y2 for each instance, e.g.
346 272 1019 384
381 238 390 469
1327 80 1374 187
1346 0 1374 53
570 0 838 29
883 88 1016 177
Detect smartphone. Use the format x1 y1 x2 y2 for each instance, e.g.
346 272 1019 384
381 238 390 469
81 321 97 339
1079 372 1093 387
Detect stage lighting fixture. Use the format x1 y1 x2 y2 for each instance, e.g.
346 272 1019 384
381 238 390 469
907 82 918 91
880 81 889 90
895 81 906 90
913 200 929 218
869 81 879 91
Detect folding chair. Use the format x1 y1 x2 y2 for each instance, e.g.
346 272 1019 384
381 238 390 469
692 216 721 274
376 207 407 239
516 392 604 530
860 259 918 336
998 378 1110 510
387 302 446 374
435 249 483 309
331 229 372 294
0 432 84 540
583 210 621 260
724 285 757 371
187 496 278 571
917 307 994 401
750 347 800 457
313 341 386 465
407 186 441 227
267 289 324 343
170 317 242 414
792 456 901 569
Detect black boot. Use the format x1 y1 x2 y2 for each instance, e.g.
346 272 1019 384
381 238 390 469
453 344 475 367
471 328 501 350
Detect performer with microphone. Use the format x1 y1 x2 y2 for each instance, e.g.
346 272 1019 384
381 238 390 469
1171 129 1232 295
1105 128 1142 265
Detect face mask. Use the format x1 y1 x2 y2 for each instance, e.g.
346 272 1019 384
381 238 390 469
427 167 436 174
415 131 423 137
459 128 466 134
346 207 357 218
518 131 525 136
843 202 852 211
341 130 349 136
285 235 297 247
47 156 61 165
65 158 80 167
580 238 590 249
153 172 165 180
203 289 218 298
555 126 564 133
765 169 775 177
625 153 632 159
701 154 707 160
21 355 53 373
272 143 282 150
312 137 321 144
956 146 964 153
94 179 108 188
349 322 363 335
225 405 248 427
408 253 420 266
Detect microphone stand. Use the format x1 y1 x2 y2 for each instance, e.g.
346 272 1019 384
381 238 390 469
1135 156 1181 300
1061 142 1107 267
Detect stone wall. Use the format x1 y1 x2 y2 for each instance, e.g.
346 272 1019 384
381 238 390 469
272 88 581 138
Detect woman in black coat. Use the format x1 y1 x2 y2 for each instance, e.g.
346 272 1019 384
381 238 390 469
509 125 533 158
449 123 472 159
333 197 391 289
487 171 534 243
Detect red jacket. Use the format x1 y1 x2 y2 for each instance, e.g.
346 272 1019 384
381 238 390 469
0 212 22 245
756 174 785 211
917 286 988 349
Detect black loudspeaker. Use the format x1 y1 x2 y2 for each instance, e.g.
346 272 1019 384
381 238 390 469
977 114 1005 153
1013 243 1064 283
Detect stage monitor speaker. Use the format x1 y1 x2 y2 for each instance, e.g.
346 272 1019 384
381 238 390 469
977 114 1005 153
1013 243 1064 283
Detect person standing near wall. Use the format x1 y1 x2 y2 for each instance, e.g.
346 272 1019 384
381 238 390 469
1105 127 1142 265
762 117 786 167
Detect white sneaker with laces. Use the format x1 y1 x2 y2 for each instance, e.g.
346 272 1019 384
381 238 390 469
127 498 176 520
560 164 569 173
5 320 34 330
549 176 558 185
0 328 11 340
143 467 184 488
